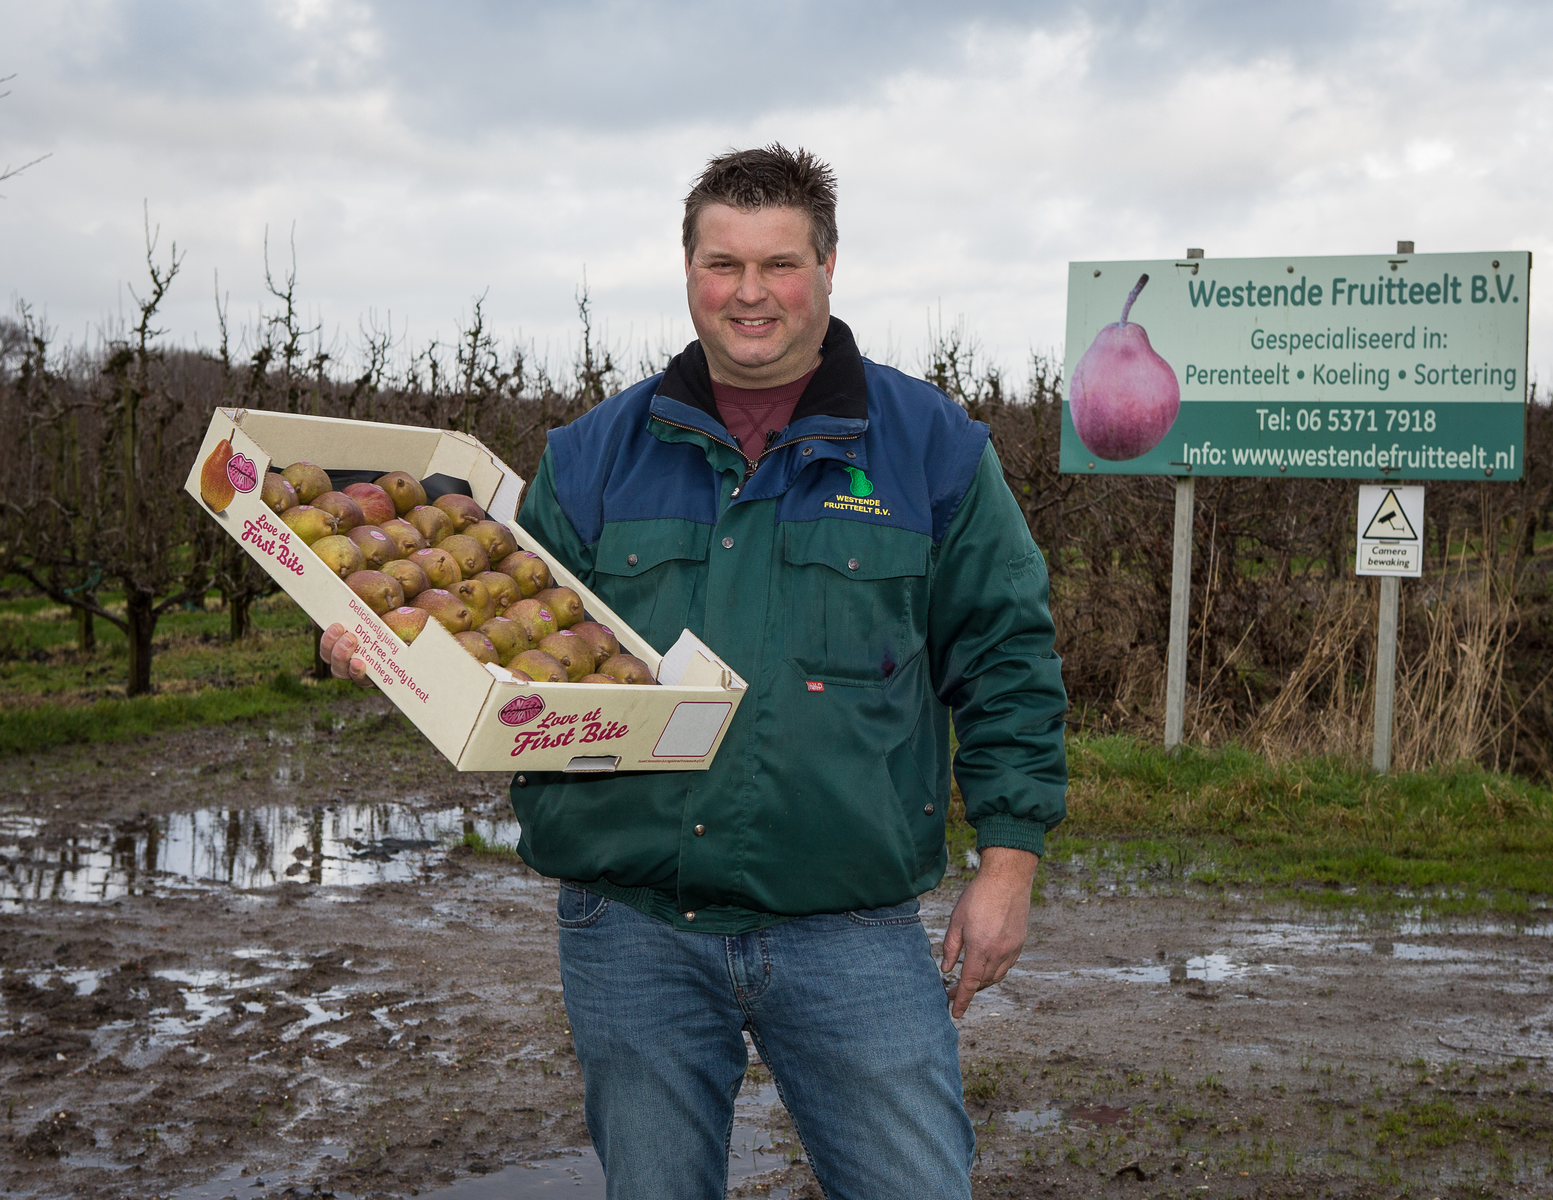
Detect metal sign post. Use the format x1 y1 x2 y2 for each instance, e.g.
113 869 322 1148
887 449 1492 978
1355 485 1425 772
1164 474 1195 750
1161 248 1204 752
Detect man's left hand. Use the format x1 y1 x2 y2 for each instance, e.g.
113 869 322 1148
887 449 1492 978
940 846 1039 1019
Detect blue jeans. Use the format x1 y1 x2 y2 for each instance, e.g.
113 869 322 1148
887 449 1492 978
557 885 975 1200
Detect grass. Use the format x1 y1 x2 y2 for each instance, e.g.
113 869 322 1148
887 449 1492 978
0 580 323 701
947 733 1553 915
459 830 522 861
0 579 375 753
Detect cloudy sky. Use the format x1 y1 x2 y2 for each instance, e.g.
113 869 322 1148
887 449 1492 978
4 0 1550 385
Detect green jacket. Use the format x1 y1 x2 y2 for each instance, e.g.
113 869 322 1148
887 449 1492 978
510 319 1067 933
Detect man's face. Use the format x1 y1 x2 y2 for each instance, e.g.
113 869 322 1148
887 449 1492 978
685 203 835 388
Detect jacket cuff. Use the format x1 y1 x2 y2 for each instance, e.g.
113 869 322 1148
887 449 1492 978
972 813 1048 858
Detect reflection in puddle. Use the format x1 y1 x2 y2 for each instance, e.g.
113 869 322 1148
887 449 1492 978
999 1104 1129 1136
168 1144 351 1200
1003 1107 1063 1134
998 916 1552 992
1012 952 1265 987
0 803 521 907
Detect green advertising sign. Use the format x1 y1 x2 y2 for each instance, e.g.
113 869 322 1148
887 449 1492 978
1059 252 1530 479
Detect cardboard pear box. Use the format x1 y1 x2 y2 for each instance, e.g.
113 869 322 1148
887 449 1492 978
186 408 746 772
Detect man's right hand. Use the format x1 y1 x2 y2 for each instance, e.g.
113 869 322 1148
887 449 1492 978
320 622 376 689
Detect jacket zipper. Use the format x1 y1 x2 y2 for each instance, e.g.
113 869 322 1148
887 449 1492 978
653 415 859 482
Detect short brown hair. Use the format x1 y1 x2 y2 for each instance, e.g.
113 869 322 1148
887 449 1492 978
682 144 838 262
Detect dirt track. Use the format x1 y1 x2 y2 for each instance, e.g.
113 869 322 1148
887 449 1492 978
3 703 1550 1199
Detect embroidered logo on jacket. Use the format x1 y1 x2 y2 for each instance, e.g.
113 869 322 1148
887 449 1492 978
823 493 891 517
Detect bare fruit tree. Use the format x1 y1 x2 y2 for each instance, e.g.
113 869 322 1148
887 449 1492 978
0 211 215 694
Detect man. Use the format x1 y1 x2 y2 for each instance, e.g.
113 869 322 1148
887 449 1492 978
324 144 1066 1199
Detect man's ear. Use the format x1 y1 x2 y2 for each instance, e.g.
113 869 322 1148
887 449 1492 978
822 248 836 293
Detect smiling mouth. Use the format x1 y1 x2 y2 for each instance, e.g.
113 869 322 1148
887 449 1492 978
731 318 776 328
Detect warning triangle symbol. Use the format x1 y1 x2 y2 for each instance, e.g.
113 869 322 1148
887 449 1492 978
1362 489 1418 541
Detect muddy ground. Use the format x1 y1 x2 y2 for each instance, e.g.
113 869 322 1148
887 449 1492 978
3 699 1551 1199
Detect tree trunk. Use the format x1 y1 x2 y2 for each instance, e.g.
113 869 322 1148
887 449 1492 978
229 590 251 642
77 604 96 655
311 623 330 680
126 589 157 696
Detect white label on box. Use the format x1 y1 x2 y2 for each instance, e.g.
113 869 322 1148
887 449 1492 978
654 702 734 758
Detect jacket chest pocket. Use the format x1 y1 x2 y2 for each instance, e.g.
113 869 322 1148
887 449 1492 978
782 520 930 688
592 520 710 650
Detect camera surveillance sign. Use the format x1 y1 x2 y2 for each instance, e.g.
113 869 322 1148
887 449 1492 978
1356 486 1424 577
1060 252 1529 480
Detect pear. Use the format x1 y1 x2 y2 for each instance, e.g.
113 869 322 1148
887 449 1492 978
375 471 427 516
407 504 455 545
408 547 462 589
410 588 473 633
597 654 657 685
261 472 299 516
496 551 554 598
281 462 332 504
451 577 495 627
577 673 621 685
437 533 489 579
200 437 237 511
347 524 401 569
453 630 501 665
345 569 405 615
342 482 397 526
507 649 567 683
312 490 366 533
312 534 367 580
381 558 430 602
280 505 339 545
479 617 532 662
475 571 520 612
570 621 620 661
377 517 427 559
1068 273 1181 462
538 630 598 681
384 605 430 644
503 598 559 645
466 520 519 563
433 493 485 533
534 586 585 630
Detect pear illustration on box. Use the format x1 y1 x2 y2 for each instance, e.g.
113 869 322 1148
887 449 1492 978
1069 274 1181 461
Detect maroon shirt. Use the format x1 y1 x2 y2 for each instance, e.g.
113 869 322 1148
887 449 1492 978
711 365 819 463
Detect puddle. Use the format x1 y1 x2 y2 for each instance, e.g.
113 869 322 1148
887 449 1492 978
168 1144 352 1200
1009 952 1266 987
998 1104 1129 1136
0 803 521 908
408 1077 796 1200
996 916 1553 993
1002 1107 1063 1134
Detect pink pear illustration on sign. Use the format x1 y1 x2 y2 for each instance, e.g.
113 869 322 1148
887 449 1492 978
1069 274 1180 461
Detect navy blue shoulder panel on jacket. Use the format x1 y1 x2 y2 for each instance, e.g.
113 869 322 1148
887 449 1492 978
546 373 721 545
774 361 989 544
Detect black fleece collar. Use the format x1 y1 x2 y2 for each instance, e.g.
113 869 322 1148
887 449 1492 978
655 316 869 426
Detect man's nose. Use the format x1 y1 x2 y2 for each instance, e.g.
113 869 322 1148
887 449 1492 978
734 263 766 304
